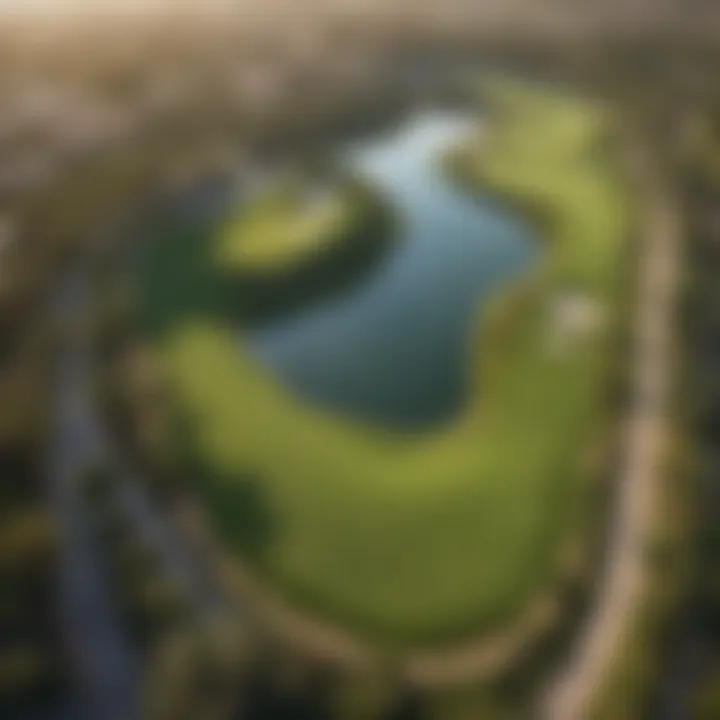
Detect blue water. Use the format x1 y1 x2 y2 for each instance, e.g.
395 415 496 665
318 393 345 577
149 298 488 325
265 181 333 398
245 111 537 428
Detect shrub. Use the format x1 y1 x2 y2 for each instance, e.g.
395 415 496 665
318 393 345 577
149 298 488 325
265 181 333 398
693 673 720 720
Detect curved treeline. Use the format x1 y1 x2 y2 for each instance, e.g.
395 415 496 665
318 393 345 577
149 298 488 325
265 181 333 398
224 179 395 326
133 174 394 337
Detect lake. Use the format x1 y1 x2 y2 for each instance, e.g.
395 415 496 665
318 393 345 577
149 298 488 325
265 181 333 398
245 110 537 429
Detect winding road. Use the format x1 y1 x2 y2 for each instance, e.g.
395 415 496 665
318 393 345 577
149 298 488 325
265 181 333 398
46 252 229 720
47 262 141 720
541 139 682 719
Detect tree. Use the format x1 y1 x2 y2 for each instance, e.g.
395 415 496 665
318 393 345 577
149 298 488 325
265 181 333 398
143 618 250 720
694 673 720 720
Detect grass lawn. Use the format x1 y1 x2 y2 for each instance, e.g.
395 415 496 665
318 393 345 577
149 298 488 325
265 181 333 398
216 179 352 273
133 79 632 647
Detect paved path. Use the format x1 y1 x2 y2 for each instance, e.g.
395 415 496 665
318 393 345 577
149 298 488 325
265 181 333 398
541 140 682 720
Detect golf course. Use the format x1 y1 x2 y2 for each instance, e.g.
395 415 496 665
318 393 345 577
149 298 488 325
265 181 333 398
130 79 632 649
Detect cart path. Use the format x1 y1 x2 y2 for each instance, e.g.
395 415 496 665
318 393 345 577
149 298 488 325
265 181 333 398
541 139 681 720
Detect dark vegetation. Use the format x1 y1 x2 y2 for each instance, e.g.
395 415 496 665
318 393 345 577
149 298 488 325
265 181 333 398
208 179 393 328
0 320 62 710
657 97 720 720
583 56 720 720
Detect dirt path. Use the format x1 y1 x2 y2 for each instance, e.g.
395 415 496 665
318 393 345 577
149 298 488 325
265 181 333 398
541 139 682 720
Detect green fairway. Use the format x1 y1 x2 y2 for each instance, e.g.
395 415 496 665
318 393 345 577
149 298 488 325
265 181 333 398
132 80 631 646
216 179 354 273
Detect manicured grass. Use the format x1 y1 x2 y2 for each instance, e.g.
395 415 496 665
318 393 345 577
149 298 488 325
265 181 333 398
216 180 352 273
133 80 631 646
